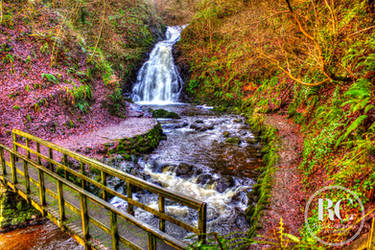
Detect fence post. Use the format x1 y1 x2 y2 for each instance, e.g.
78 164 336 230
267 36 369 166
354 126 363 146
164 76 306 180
158 196 165 232
10 153 17 184
198 203 207 243
57 180 65 228
38 168 46 216
80 193 90 241
101 170 107 201
0 148 6 177
36 142 41 165
49 148 54 171
110 211 119 250
80 162 85 190
12 133 18 161
63 154 68 179
23 159 31 203
147 232 156 250
127 182 134 215
25 138 31 159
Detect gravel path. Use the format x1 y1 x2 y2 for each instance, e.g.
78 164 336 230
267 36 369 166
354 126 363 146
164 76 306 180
55 118 158 153
259 114 305 239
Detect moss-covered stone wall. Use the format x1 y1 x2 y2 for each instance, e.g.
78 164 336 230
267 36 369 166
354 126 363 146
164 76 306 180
0 182 40 231
109 123 165 160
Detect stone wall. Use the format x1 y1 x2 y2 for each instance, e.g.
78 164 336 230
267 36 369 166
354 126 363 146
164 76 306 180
0 182 40 232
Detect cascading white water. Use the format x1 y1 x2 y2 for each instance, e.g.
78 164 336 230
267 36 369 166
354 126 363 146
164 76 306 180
132 26 185 104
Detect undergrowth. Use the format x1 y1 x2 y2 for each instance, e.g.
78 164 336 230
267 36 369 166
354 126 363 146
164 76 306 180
178 0 375 247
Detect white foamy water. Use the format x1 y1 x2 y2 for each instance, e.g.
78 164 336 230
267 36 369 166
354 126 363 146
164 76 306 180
132 26 186 104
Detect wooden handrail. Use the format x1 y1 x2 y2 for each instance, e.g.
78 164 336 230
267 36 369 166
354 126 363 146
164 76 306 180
12 129 204 209
0 144 189 249
10 129 208 247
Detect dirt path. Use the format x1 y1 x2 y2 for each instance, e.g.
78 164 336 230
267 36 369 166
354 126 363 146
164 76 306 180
55 117 157 155
259 114 306 239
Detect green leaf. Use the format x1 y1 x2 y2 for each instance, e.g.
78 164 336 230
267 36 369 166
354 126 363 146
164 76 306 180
283 233 301 243
335 115 368 148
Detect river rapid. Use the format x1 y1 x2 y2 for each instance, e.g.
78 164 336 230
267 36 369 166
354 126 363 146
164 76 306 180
108 103 262 241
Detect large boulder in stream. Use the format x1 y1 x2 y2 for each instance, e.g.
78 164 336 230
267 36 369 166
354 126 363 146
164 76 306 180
197 174 213 185
152 109 181 119
175 163 195 177
215 176 235 193
190 122 215 132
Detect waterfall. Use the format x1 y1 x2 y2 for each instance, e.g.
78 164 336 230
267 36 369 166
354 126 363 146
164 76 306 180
132 26 185 105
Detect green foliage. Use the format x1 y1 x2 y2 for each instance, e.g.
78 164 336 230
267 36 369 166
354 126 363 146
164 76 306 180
187 79 200 94
65 84 93 113
335 115 368 148
3 53 14 64
12 105 21 110
88 47 114 85
342 78 374 114
102 88 126 117
41 73 59 84
26 114 32 122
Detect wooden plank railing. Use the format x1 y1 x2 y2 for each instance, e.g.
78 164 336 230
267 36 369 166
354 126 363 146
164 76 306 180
0 129 208 249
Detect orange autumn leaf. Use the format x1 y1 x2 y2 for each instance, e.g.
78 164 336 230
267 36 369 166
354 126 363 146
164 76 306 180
243 83 256 92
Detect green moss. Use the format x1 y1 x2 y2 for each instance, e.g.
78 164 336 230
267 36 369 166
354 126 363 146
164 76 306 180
224 137 240 144
151 109 181 119
245 113 279 237
0 183 39 230
110 123 165 157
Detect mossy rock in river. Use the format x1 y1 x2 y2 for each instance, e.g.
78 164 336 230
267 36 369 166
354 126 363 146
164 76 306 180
110 123 165 158
0 183 40 231
151 109 181 119
225 137 241 145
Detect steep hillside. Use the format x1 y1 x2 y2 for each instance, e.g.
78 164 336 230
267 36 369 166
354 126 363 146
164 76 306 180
0 0 163 145
152 0 200 25
178 0 375 246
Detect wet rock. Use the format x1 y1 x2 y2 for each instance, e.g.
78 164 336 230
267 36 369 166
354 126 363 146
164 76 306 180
245 137 256 144
162 165 176 173
152 109 180 119
196 174 212 185
190 122 204 129
175 163 194 177
151 160 170 173
231 192 243 203
236 214 249 227
223 131 230 138
233 118 242 123
162 122 188 129
247 191 258 203
195 120 204 123
205 124 214 130
225 137 241 145
240 130 248 136
215 176 235 193
106 154 124 167
190 123 214 132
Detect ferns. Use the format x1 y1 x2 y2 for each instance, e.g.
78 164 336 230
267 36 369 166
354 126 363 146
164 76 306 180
342 78 374 114
65 84 93 113
335 115 368 148
41 73 59 84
